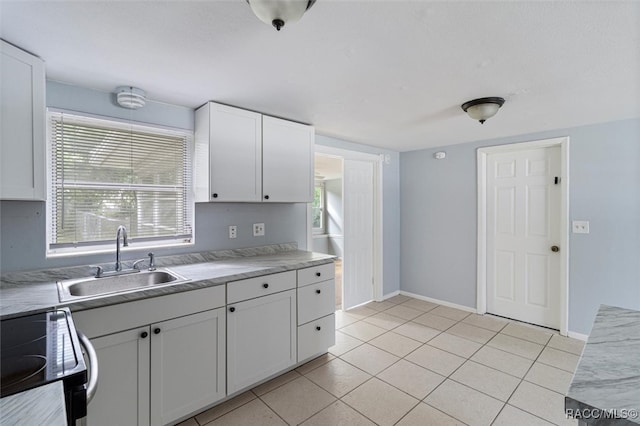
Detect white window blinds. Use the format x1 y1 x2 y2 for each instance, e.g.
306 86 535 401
48 111 193 252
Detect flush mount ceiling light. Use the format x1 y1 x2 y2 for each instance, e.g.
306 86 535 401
247 0 316 31
116 86 146 109
461 97 505 124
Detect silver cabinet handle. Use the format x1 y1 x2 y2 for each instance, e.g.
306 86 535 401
77 331 99 404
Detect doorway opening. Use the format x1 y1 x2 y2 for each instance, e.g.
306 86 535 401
310 147 383 312
477 137 569 335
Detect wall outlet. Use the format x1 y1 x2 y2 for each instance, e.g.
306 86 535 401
253 223 265 237
572 220 590 234
228 225 237 239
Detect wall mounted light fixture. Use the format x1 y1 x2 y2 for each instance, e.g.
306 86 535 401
115 86 146 109
461 97 505 124
247 0 316 31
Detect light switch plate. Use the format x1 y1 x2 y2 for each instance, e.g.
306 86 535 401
253 223 265 237
572 220 590 234
228 225 237 239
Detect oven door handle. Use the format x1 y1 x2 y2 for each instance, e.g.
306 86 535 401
77 331 98 404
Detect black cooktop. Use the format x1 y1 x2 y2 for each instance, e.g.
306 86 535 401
0 309 87 398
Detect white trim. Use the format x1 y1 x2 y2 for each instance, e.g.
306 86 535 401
476 137 570 335
567 331 588 342
382 290 401 300
314 145 384 305
400 291 477 313
306 203 313 251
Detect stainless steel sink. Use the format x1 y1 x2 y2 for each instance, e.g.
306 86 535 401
58 268 189 301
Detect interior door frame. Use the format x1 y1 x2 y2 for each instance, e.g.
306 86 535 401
477 137 570 335
309 145 384 302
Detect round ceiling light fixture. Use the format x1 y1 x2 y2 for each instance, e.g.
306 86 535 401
461 97 505 124
247 0 316 31
116 86 146 109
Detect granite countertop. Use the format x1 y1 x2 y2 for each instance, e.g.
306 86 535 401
0 381 67 425
0 243 335 318
565 305 640 425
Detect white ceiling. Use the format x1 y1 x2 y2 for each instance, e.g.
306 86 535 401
1 1 639 152
315 154 342 181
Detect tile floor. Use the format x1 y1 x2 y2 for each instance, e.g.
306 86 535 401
178 295 585 426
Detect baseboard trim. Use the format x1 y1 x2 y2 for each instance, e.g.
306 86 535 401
381 290 400 301
399 291 477 313
567 331 588 341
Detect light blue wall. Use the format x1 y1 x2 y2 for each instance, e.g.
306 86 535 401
0 82 308 273
400 118 640 335
315 135 401 297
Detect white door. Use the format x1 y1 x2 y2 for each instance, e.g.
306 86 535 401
343 159 374 310
486 146 561 329
150 308 226 426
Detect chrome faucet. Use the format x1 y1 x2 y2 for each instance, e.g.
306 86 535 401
115 225 129 272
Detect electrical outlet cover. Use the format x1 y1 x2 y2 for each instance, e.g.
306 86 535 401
253 223 265 237
572 220 590 234
228 225 237 239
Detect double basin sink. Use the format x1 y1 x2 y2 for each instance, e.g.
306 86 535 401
58 268 189 302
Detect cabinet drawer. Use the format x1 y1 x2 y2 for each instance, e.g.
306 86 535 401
297 262 335 287
227 271 296 304
298 314 335 362
72 285 225 339
297 279 335 325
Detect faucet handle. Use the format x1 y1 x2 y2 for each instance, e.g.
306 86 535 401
132 259 146 271
148 252 156 271
91 265 103 278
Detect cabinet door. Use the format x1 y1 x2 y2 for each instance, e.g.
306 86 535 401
0 40 45 200
86 328 150 426
227 289 297 394
150 308 226 426
195 102 262 202
262 116 314 203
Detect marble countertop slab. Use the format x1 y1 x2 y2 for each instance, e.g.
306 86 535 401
1 243 335 318
0 381 67 426
565 305 640 425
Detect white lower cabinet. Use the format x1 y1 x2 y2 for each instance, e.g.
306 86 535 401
150 309 226 426
76 262 335 424
84 308 226 426
88 328 150 426
227 289 297 394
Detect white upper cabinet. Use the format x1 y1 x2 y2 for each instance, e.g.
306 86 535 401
195 102 314 203
195 103 262 202
0 40 46 200
262 116 314 203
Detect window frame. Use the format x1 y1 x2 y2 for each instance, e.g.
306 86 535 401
45 109 195 257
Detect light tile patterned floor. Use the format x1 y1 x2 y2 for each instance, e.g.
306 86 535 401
179 296 584 426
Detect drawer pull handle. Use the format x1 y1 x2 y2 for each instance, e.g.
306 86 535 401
263 283 269 289
316 289 321 294
154 328 161 335
316 326 322 331
140 331 148 339
229 307 236 313
315 272 321 277
264 195 270 200
212 193 218 198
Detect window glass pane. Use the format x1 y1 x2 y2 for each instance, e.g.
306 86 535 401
48 111 193 251
312 184 324 230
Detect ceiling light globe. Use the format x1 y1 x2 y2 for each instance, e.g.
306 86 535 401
461 97 505 124
247 0 315 30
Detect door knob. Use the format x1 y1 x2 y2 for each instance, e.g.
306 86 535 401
551 245 560 252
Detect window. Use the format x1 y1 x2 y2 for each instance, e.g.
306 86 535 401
47 111 193 254
312 181 325 233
